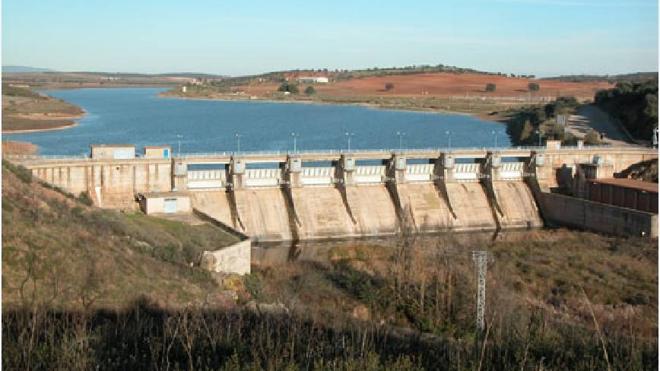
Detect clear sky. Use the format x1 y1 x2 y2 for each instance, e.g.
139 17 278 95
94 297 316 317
2 0 658 77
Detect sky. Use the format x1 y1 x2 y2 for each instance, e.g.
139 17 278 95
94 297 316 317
2 0 658 77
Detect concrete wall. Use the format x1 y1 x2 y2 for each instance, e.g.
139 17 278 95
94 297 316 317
541 192 657 238
200 239 251 275
140 195 192 214
29 160 172 209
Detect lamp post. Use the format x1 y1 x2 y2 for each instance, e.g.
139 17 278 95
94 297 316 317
345 132 354 152
535 129 542 147
396 131 406 153
445 130 452 150
235 133 242 154
290 132 299 153
491 130 498 148
176 134 183 157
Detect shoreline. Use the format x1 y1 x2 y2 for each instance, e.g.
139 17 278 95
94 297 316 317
3 110 86 134
158 91 507 122
3 120 80 134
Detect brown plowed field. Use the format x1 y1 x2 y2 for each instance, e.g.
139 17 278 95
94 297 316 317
238 72 612 99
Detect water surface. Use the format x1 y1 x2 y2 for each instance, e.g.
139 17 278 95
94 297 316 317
6 88 510 155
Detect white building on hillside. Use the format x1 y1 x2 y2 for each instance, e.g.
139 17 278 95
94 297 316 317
297 76 329 84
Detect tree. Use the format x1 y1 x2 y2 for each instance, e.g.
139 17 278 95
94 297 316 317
278 81 299 94
304 86 316 96
485 83 496 92
584 129 601 145
384 82 395 91
528 82 540 92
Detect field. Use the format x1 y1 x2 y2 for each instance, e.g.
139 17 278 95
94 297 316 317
242 72 611 99
169 71 613 118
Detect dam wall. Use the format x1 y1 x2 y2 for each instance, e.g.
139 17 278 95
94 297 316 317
9 144 656 241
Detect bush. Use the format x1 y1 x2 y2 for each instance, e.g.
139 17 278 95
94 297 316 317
304 86 316 96
584 129 602 145
277 82 299 94
528 82 540 92
485 83 496 92
384 82 394 91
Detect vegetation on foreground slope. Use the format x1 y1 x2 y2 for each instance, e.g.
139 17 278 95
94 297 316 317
1 160 239 308
2 160 657 369
2 84 84 133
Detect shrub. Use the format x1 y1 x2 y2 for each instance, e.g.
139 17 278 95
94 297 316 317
277 82 299 94
304 86 316 96
384 82 395 91
485 83 496 92
584 129 602 145
528 82 540 92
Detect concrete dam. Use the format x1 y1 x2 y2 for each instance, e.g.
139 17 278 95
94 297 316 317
11 144 657 242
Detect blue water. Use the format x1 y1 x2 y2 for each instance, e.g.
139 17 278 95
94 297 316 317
5 88 510 155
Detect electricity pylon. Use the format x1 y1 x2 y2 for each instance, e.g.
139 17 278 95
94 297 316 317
472 250 489 332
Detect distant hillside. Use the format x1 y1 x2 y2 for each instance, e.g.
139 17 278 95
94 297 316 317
2 65 54 73
543 72 658 83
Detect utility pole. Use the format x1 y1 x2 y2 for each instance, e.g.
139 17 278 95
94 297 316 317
472 250 489 332
446 130 452 150
176 134 183 158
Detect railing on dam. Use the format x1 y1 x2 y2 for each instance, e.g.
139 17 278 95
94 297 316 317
244 168 282 187
300 167 335 186
187 169 226 189
406 163 435 182
453 163 481 182
6 144 654 164
498 162 525 180
354 165 387 184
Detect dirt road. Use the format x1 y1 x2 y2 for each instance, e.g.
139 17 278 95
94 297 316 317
566 105 635 146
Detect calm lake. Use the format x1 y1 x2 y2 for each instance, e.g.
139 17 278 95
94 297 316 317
6 88 510 155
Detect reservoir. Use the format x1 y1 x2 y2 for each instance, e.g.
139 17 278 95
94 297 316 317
6 87 510 155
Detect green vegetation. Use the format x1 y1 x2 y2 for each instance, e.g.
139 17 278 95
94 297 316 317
485 83 496 92
384 82 395 91
506 96 580 145
277 81 299 94
304 85 316 96
542 72 658 83
528 82 540 92
594 80 658 140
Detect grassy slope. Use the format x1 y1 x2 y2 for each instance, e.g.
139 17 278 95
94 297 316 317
2 161 239 309
251 231 657 339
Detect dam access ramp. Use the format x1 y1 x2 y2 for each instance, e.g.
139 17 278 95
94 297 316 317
11 144 657 242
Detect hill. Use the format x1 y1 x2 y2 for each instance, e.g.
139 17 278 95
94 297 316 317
2 84 84 133
1 160 240 309
2 65 54 73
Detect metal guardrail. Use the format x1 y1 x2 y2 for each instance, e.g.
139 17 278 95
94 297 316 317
5 144 653 163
